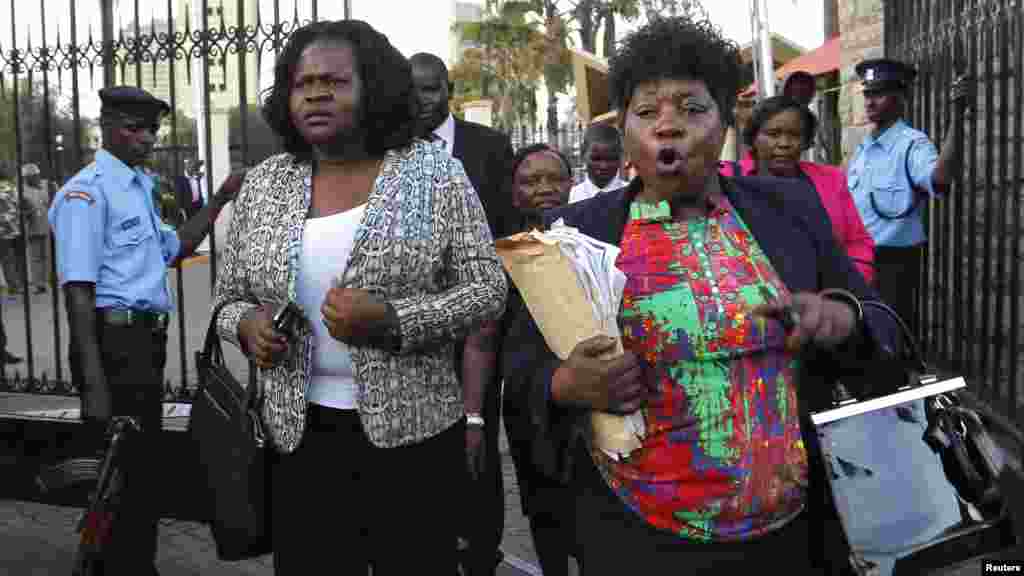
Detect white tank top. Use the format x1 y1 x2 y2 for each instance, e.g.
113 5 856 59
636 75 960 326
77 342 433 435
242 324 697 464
296 204 365 410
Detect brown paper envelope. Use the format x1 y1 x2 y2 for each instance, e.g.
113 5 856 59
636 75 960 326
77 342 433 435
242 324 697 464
496 233 643 457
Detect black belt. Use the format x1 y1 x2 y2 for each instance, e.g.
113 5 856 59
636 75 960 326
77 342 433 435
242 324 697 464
98 308 169 332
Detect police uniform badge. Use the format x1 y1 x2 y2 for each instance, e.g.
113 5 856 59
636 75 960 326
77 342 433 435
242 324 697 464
65 190 96 205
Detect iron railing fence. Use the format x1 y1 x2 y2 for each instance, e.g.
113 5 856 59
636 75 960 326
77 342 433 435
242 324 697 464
886 0 1024 420
0 0 332 400
0 0 583 402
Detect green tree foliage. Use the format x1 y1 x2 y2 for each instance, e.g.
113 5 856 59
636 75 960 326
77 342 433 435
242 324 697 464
0 82 85 182
638 0 709 23
535 0 574 144
452 1 547 133
572 0 641 58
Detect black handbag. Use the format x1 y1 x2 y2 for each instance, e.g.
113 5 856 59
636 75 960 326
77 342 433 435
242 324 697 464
818 300 1017 574
188 302 272 561
923 392 1006 515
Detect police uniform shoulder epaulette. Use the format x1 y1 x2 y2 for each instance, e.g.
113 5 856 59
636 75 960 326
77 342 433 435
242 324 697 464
60 164 102 205
900 123 929 142
68 162 102 183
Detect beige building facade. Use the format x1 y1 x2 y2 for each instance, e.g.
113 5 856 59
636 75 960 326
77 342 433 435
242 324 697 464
837 0 884 166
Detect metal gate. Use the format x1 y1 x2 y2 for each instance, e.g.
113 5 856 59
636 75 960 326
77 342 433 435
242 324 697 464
886 0 1024 420
0 0 334 401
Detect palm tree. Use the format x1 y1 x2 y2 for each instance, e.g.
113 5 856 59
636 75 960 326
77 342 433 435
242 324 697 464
454 1 547 133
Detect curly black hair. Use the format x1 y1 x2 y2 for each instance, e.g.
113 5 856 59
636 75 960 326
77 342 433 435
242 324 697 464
743 95 819 151
511 144 573 180
261 20 416 161
609 16 743 126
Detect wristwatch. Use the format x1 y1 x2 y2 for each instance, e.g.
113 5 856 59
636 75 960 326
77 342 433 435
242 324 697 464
466 413 485 428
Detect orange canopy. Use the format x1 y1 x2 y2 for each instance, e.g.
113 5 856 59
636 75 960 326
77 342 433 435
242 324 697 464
740 36 840 98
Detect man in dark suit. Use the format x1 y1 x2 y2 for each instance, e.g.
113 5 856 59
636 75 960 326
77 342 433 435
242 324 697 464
173 159 205 222
410 53 516 239
410 52 514 576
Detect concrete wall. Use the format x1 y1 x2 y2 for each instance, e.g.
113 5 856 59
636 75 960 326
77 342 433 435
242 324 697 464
837 0 884 167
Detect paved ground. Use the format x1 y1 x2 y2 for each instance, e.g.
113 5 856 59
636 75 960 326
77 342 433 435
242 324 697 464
0 258 576 575
0 255 248 392
0 424 576 576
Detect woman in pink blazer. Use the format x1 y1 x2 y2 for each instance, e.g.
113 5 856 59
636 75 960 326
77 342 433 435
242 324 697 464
720 95 875 284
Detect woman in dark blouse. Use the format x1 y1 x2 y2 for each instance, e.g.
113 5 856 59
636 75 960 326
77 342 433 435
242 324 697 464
505 15 904 575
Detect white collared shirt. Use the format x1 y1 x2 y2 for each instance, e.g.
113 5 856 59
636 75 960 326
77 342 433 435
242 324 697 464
569 174 629 204
432 113 456 155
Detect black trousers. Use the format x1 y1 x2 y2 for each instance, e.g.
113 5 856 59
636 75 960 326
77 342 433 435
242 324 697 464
71 315 168 574
874 245 923 334
503 383 577 576
272 404 464 576
573 444 818 575
461 369 505 576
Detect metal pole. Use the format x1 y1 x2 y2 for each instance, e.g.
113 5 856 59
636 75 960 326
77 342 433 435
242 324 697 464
822 0 838 164
101 0 115 88
824 0 838 39
201 0 216 293
755 0 774 98
193 0 208 183
749 0 761 98
10 0 36 385
344 0 351 19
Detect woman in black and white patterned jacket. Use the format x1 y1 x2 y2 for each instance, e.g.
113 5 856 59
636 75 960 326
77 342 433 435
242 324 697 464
211 20 507 576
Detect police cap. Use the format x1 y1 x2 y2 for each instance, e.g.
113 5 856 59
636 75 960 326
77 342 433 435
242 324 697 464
99 86 170 121
855 58 917 94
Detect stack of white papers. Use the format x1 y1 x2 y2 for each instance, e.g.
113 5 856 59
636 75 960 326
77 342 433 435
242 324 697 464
545 219 628 341
546 219 644 460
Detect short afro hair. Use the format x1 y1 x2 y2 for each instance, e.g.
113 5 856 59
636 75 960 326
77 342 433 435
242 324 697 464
609 16 743 126
582 123 623 157
261 20 417 161
743 95 819 151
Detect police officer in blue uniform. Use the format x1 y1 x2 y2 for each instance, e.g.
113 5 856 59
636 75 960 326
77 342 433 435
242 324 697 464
847 58 970 331
48 86 244 575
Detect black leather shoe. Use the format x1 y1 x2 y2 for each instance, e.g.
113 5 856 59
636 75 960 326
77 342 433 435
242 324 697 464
2 351 22 364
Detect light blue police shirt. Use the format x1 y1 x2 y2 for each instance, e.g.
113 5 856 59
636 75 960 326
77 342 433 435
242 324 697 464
847 120 939 247
47 149 181 312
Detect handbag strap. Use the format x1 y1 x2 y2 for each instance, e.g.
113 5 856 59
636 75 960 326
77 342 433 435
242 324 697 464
204 300 231 366
206 300 264 408
861 299 927 373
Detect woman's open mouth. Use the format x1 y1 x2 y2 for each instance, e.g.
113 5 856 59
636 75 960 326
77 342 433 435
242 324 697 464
655 146 684 175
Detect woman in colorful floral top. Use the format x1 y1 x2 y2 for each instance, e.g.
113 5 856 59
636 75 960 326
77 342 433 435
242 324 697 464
504 15 904 574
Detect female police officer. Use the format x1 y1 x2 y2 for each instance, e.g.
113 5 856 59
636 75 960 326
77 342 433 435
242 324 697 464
47 85 243 575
